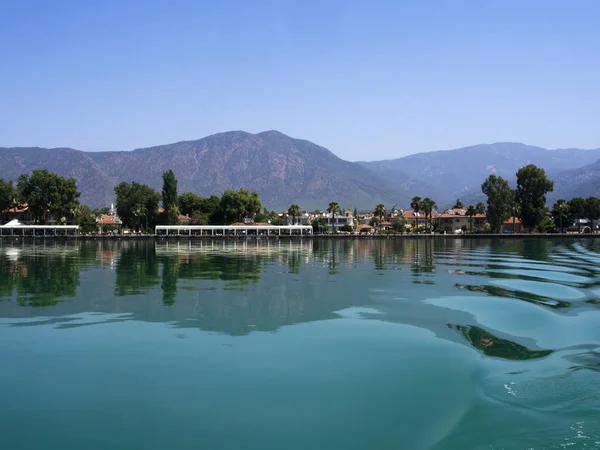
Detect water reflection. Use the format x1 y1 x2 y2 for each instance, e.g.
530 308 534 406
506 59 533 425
1 238 599 342
448 324 553 360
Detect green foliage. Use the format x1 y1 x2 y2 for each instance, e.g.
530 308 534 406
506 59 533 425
327 202 340 232
288 204 301 224
421 197 436 231
466 205 476 232
551 199 569 232
220 188 262 224
481 175 512 233
340 224 353 232
538 216 555 232
311 217 328 233
374 203 386 231
74 205 97 233
410 196 421 213
392 214 406 232
475 202 486 215
483 223 492 233
0 178 16 214
515 164 554 231
453 199 464 208
17 169 80 224
566 197 586 226
161 169 179 225
92 207 110 216
114 181 161 232
586 197 600 223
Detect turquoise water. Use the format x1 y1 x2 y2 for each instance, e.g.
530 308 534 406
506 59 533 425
0 238 599 449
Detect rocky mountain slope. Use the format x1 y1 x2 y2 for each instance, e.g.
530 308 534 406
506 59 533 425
0 131 411 210
2 133 599 211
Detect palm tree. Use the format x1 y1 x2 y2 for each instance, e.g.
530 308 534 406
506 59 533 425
453 199 464 209
374 203 386 233
410 196 421 213
511 195 521 233
421 197 437 232
288 204 300 225
466 205 476 233
476 202 486 215
327 202 340 233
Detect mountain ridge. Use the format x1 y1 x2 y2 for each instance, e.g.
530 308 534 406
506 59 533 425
1 133 600 210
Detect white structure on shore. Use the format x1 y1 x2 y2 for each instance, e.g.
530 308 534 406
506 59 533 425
0 220 79 236
155 225 313 236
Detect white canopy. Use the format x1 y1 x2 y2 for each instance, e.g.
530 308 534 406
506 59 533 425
2 219 22 227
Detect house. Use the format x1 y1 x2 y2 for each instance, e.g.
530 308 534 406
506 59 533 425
402 211 428 229
500 217 522 233
316 209 354 232
437 208 486 233
282 210 311 225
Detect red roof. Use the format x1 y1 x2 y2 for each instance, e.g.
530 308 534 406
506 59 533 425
96 214 121 225
504 216 521 224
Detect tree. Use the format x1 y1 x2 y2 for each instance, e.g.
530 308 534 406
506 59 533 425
73 205 97 233
421 198 436 232
220 188 262 224
311 217 328 234
374 204 386 232
161 170 179 225
510 190 521 233
551 199 569 233
515 164 554 231
453 199 464 209
476 202 486 215
17 169 80 224
481 175 513 233
327 202 340 233
392 214 406 233
566 197 586 230
288 204 301 225
178 192 204 216
0 179 15 216
586 197 600 233
466 205 476 233
411 196 422 213
114 181 161 232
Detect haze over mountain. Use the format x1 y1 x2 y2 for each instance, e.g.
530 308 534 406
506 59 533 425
1 132 599 211
359 143 600 207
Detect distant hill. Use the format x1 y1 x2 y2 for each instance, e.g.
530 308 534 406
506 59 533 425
2 135 599 211
358 143 600 208
0 131 411 210
549 158 600 203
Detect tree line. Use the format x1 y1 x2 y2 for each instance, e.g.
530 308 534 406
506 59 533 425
2 165 599 234
482 164 600 233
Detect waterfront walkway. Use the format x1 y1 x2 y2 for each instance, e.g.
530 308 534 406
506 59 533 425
155 225 313 236
0 224 79 236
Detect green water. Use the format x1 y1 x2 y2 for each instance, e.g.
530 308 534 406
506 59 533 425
1 238 599 450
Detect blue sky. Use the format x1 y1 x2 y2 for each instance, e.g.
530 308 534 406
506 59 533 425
1 0 599 160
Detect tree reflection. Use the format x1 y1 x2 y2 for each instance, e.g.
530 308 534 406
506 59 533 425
114 241 159 296
0 245 80 307
449 324 553 360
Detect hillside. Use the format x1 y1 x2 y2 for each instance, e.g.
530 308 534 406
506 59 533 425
0 131 411 210
549 158 600 203
359 143 600 208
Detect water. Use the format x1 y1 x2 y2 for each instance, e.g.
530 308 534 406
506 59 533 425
1 238 599 450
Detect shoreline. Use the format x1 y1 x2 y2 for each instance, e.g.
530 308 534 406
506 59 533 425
1 233 598 241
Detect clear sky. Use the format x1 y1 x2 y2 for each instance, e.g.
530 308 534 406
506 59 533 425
1 0 599 160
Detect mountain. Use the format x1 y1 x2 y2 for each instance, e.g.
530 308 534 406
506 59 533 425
549 158 600 203
358 143 600 207
0 131 411 210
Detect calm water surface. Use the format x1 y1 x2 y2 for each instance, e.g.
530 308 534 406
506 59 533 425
1 238 599 449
